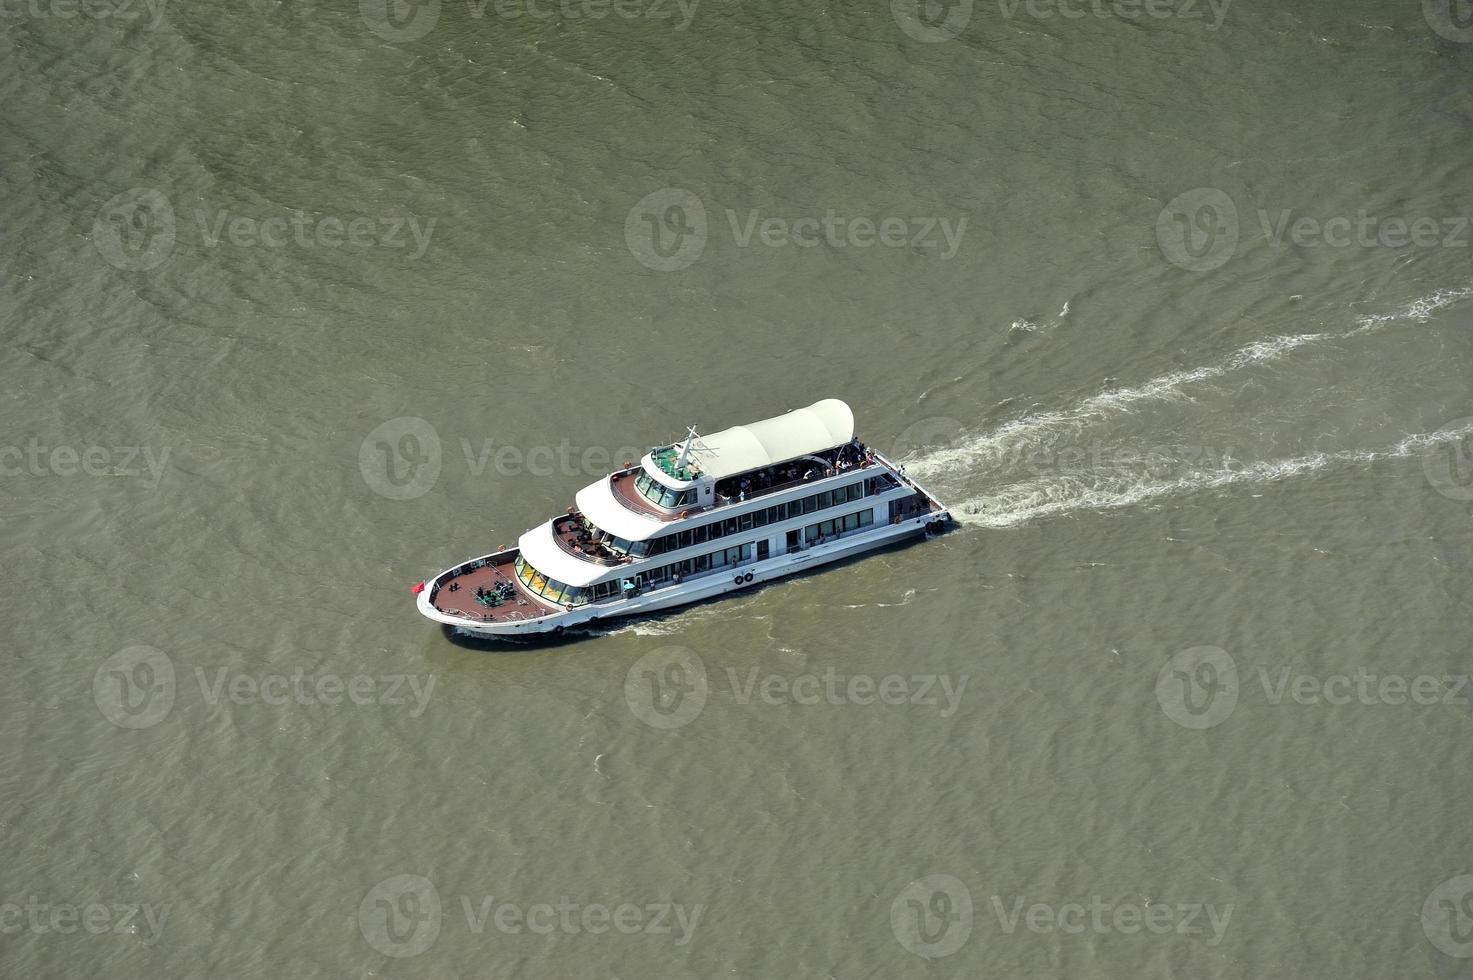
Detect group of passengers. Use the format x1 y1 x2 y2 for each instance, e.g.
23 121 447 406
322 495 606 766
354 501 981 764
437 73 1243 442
716 438 873 501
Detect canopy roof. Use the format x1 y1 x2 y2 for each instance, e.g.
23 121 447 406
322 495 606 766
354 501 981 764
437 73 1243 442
678 399 854 481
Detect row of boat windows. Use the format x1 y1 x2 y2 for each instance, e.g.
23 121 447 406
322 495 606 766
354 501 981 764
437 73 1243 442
635 471 697 509
599 480 871 558
515 555 592 607
645 480 870 555
602 507 878 596
801 507 875 543
518 506 880 608
585 544 756 600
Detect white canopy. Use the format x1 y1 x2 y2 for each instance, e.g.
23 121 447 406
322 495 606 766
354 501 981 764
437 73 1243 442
517 520 618 588
680 398 854 480
575 476 666 542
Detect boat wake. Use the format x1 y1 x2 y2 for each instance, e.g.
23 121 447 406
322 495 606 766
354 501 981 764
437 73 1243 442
947 421 1473 528
902 288 1472 528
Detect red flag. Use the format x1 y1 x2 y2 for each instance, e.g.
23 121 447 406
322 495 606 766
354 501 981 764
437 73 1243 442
411 581 426 595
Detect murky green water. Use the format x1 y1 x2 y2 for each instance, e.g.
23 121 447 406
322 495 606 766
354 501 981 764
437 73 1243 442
4 0 1473 975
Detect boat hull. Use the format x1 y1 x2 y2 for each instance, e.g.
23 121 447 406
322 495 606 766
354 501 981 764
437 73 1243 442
417 511 945 638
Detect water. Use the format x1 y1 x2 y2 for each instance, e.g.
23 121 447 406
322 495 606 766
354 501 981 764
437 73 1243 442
4 0 1473 976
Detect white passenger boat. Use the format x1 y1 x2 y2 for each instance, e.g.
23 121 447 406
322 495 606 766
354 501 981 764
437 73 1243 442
414 399 951 637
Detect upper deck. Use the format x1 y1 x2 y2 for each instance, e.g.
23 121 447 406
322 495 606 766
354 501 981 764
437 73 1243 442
427 551 559 624
608 440 879 524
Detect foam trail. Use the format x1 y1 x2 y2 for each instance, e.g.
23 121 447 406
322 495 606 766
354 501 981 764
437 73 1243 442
908 332 1321 477
909 286 1472 479
1352 287 1472 332
948 421 1473 529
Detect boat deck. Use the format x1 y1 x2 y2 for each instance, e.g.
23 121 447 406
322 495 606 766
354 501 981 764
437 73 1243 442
429 553 555 624
553 514 631 565
609 471 686 520
608 454 884 522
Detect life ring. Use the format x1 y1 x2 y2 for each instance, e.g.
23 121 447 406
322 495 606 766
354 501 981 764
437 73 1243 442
679 510 690 519
733 574 744 585
743 571 754 583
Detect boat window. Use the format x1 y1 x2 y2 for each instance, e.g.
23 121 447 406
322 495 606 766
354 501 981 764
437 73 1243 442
635 471 695 509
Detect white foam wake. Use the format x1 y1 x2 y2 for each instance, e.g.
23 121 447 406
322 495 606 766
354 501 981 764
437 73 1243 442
907 332 1321 478
948 420 1473 528
908 286 1472 479
1352 287 1473 332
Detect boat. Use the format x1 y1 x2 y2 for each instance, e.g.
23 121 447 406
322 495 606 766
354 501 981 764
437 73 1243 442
413 398 951 637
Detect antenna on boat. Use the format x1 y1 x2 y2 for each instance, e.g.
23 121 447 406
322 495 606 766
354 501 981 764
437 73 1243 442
675 425 699 472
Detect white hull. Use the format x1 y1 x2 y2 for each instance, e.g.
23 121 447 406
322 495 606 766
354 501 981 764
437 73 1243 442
418 511 943 638
414 401 951 640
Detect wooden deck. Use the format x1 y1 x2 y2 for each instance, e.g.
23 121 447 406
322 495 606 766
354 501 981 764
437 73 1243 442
609 471 686 520
429 554 556 624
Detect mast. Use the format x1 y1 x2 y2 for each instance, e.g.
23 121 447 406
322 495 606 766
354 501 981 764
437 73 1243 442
674 425 699 473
